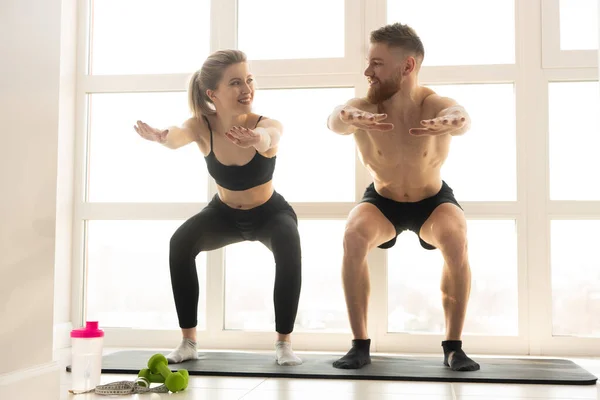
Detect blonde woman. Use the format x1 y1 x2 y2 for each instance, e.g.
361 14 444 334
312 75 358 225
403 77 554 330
135 50 302 367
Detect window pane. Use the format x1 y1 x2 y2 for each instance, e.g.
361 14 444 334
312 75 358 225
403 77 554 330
90 0 210 74
238 0 344 60
388 220 518 336
549 82 600 200
88 92 208 202
386 0 514 66
251 88 356 202
551 220 600 337
428 84 516 201
559 0 598 50
86 220 207 330
224 220 349 333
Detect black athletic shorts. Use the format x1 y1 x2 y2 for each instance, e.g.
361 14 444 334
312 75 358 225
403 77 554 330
359 181 462 250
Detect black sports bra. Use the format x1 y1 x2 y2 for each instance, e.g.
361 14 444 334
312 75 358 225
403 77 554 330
203 115 276 191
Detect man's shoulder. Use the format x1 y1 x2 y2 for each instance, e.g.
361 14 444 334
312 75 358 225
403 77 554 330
346 97 377 113
420 87 441 106
421 89 459 114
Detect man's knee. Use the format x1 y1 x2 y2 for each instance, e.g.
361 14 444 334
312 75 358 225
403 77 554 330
343 226 372 260
438 226 468 265
343 205 394 258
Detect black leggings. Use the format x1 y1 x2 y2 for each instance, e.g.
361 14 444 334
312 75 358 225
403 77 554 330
169 191 302 334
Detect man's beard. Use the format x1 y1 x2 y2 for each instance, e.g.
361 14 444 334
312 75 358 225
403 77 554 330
367 72 401 104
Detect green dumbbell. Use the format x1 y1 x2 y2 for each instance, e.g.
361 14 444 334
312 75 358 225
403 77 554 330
147 354 189 393
135 367 165 387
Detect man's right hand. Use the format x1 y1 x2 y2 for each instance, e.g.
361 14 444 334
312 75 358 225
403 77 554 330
339 106 394 132
134 120 168 143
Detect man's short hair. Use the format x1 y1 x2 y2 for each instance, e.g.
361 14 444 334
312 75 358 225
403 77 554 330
370 22 425 65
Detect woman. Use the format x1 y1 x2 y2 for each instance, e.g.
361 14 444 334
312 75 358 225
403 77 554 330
134 50 302 366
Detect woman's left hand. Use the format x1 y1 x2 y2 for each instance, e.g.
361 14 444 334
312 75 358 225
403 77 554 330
225 126 262 148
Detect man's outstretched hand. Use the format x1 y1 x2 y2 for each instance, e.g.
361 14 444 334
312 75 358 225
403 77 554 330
409 115 466 136
340 106 394 132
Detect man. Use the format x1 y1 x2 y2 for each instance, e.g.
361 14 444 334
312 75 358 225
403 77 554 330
326 22 480 372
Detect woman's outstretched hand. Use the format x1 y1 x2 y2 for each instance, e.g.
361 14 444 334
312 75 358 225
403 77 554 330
134 120 168 143
225 126 262 148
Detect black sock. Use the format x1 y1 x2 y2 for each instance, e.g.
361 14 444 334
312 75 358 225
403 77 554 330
442 340 480 372
333 339 371 369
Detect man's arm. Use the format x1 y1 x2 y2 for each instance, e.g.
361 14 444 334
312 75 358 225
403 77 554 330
427 95 472 136
327 97 392 135
326 98 368 135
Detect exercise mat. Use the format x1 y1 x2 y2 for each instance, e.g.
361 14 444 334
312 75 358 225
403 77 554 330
66 350 598 385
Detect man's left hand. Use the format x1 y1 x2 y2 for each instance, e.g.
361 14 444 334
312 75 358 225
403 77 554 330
409 115 466 136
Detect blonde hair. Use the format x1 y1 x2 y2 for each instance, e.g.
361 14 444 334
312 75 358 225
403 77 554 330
188 49 247 117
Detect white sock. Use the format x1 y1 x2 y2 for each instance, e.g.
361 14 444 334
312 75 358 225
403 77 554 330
166 338 198 364
275 341 302 366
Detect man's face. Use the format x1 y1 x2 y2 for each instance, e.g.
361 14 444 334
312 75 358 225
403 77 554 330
364 43 402 104
364 43 401 104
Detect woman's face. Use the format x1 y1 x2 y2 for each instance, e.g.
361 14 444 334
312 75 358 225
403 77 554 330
208 62 255 114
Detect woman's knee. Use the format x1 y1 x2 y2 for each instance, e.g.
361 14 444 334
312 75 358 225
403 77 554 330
269 214 301 247
169 227 201 260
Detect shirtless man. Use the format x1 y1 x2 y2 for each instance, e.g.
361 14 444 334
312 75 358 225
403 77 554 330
326 22 480 372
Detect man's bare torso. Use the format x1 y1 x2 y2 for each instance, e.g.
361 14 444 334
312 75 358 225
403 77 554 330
353 91 452 202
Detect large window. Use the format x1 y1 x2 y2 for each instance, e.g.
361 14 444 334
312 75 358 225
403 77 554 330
430 83 517 201
85 220 208 330
558 0 598 50
542 0 600 354
542 0 598 67
87 92 207 203
387 0 515 66
73 0 600 356
388 220 518 336
90 0 211 75
238 0 345 60
225 220 349 332
550 220 600 337
251 88 356 202
549 81 600 200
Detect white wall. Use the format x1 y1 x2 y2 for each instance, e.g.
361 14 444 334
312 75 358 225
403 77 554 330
54 0 77 352
0 0 75 397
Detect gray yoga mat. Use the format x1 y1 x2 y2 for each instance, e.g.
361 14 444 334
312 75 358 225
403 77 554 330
66 350 598 385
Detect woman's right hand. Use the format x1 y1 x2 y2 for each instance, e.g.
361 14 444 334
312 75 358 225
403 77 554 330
134 120 168 143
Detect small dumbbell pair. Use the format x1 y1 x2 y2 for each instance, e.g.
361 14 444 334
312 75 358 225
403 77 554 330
135 368 164 387
135 354 189 393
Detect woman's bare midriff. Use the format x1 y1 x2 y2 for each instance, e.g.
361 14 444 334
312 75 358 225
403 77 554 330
216 180 274 209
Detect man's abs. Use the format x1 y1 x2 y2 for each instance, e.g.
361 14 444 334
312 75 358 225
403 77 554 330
356 133 450 202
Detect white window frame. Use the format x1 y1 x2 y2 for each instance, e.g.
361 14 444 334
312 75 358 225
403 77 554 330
541 0 598 69
70 0 600 357
535 0 600 356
